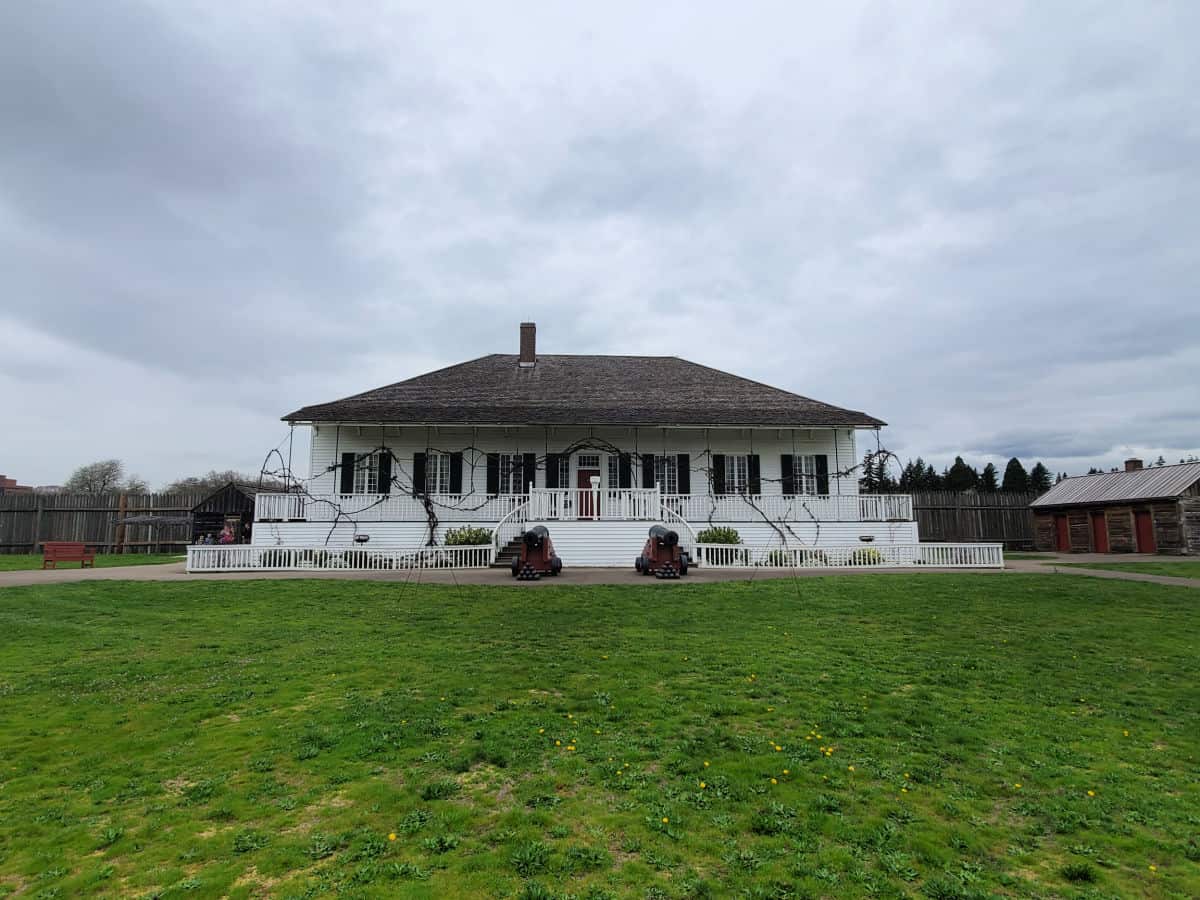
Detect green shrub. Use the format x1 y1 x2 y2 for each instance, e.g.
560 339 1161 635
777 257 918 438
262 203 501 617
445 526 492 546
696 526 741 544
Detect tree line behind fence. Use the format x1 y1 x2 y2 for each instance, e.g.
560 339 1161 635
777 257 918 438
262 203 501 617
0 489 1039 554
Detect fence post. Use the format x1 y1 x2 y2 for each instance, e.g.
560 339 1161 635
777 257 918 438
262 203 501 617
31 497 43 554
115 493 128 554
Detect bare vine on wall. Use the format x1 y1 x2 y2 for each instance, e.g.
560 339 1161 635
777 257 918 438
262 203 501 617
257 428 902 549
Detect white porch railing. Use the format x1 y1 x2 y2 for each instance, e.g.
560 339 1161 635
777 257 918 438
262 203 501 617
663 493 913 523
527 487 661 521
187 544 494 573
692 542 1003 569
255 492 528 523
256 491 914 524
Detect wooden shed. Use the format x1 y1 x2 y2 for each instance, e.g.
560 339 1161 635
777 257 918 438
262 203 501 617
1031 459 1200 555
191 482 257 544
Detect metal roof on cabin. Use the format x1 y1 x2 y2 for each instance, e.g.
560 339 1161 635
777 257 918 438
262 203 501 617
282 354 885 428
1030 462 1200 508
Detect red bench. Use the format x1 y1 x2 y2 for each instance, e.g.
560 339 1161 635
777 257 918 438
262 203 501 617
42 542 97 569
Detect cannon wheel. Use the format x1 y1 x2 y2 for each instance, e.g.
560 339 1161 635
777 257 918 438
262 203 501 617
510 557 520 577
678 555 689 576
551 557 562 575
635 556 644 573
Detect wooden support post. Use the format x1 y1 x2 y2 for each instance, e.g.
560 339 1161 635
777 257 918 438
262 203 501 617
31 497 44 554
115 493 128 555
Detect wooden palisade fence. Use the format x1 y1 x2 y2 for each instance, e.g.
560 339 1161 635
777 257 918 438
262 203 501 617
910 491 1037 549
0 492 207 554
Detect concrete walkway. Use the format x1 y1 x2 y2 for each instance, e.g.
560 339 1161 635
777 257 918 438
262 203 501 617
0 552 1194 589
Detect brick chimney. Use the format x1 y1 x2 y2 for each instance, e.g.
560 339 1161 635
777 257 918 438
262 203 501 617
1124 458 1143 472
519 322 536 367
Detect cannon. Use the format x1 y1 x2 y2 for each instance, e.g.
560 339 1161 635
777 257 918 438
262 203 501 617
635 525 689 578
512 525 563 580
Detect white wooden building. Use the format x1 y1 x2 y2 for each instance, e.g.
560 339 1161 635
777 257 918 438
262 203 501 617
188 324 1000 571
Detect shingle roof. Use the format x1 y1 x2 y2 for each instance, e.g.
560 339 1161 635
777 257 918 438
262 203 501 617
1030 462 1200 508
284 354 885 428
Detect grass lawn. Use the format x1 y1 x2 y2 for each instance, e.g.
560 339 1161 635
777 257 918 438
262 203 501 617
1002 553 1057 561
1 576 1197 899
0 553 184 572
1061 561 1200 580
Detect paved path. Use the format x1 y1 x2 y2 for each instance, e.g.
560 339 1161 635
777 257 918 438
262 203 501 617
0 553 1194 589
1003 554 1200 589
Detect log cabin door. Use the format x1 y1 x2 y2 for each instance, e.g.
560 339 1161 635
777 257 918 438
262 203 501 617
1055 515 1070 551
1134 510 1156 553
1090 511 1109 553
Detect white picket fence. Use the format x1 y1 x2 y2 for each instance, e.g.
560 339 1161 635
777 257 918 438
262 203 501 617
692 542 1003 569
186 544 494 572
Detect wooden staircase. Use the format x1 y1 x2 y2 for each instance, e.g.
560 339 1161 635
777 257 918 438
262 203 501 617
490 536 525 569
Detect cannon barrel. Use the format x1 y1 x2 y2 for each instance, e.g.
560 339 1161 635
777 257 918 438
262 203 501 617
648 525 679 547
524 525 550 548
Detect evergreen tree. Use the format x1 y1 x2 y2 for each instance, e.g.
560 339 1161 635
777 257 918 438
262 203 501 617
945 456 979 491
1001 458 1030 492
924 463 944 490
1029 462 1052 494
979 462 999 492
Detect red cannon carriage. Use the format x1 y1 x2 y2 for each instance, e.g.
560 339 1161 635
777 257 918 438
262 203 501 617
512 525 563 579
635 525 689 578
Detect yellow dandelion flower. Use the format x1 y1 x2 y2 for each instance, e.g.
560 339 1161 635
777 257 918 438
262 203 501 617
782 769 789 775
567 713 573 719
608 756 614 761
567 745 575 752
848 765 855 772
555 740 561 746
388 832 397 841
699 781 706 789
1013 783 1022 789
775 745 783 752
602 655 609 659
825 751 832 757
901 787 908 793
1123 729 1130 736
770 778 777 785
538 728 545 734
767 706 774 712
806 735 813 741
1087 790 1095 797
703 760 710 767
903 773 910 779
1149 864 1157 872
661 816 669 824
595 729 601 734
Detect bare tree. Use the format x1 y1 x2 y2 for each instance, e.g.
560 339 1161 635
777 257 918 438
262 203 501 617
162 469 286 493
63 459 146 493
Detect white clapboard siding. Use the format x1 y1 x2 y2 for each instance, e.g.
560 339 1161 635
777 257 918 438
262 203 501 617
305 425 862 498
251 521 433 548
527 521 671 568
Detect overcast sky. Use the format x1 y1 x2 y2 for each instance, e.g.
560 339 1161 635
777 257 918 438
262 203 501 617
2 1 1198 488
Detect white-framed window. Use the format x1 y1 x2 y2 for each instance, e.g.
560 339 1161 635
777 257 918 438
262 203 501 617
792 455 819 495
427 452 451 494
654 456 678 494
353 452 381 494
498 454 526 494
577 454 600 470
557 455 571 488
724 455 750 494
607 455 620 489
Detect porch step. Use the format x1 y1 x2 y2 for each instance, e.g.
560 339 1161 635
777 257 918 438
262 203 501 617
489 537 525 569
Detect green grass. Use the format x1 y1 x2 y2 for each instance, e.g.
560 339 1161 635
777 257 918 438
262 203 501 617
1061 561 1200 580
1004 553 1058 561
1 576 1197 898
0 552 184 571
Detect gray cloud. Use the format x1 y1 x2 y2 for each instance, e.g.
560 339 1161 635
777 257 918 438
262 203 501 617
1 0 1197 485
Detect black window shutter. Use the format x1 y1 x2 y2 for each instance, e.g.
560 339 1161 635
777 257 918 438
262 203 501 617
545 453 560 489
748 455 761 494
522 453 537 493
449 452 463 493
618 453 632 489
339 452 356 494
780 454 795 495
412 452 427 496
815 455 830 494
642 453 655 489
676 454 690 494
378 452 392 495
486 453 500 495
711 454 726 494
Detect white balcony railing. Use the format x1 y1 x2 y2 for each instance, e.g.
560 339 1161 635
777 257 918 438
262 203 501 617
187 544 494 573
528 487 661 521
692 542 1002 569
254 491 913 524
662 493 912 523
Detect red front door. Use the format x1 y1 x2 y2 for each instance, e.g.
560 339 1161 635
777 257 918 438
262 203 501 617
1134 510 1156 553
1091 511 1109 553
577 469 599 519
1055 515 1070 551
